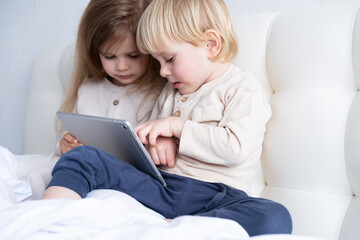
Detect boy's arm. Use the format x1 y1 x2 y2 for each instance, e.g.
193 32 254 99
136 82 180 167
146 136 178 168
135 117 185 145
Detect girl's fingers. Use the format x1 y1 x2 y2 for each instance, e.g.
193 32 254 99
64 133 78 143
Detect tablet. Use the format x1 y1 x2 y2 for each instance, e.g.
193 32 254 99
56 111 167 186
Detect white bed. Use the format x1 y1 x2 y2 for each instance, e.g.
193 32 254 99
0 0 359 239
0 146 327 240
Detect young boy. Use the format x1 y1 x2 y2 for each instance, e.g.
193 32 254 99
43 0 293 236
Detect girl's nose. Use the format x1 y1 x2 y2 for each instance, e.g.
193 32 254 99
116 59 130 71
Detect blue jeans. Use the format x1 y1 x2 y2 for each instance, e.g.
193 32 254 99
48 145 293 236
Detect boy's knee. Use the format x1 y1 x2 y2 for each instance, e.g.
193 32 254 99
56 145 99 170
258 201 293 235
62 145 98 161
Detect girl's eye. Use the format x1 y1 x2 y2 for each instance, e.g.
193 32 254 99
104 55 115 60
166 57 174 63
129 54 139 59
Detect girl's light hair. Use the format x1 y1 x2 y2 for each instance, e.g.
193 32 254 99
58 0 165 123
136 0 238 62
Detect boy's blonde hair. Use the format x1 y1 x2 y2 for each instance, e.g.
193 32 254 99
60 0 165 114
136 0 238 62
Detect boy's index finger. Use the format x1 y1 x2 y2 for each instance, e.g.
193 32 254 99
136 128 149 145
148 131 159 146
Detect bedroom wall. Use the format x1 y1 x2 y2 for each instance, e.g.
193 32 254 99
0 0 341 154
0 0 90 154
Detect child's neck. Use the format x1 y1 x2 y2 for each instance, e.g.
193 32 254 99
207 61 231 83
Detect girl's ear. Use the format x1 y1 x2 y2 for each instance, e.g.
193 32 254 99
204 29 222 59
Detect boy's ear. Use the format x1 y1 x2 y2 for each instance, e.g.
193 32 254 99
204 29 222 59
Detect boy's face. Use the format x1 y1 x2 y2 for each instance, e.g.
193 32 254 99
151 42 215 95
99 34 150 86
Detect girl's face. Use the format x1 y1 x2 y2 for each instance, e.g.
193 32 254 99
99 34 150 86
151 42 214 95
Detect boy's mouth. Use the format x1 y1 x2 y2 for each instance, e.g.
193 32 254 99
172 82 181 88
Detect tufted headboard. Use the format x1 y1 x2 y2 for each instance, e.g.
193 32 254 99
25 43 75 155
24 1 360 239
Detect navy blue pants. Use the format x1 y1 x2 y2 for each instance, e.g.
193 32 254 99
48 146 292 236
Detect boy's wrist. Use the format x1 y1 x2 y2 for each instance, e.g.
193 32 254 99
170 117 186 139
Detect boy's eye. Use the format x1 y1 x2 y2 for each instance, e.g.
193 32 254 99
165 57 174 63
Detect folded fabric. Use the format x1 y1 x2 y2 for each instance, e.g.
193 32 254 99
0 146 32 203
0 189 250 240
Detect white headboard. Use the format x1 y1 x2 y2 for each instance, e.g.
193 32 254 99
24 1 360 239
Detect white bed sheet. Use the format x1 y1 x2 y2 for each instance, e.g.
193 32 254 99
0 146 328 240
0 190 250 240
0 146 32 203
0 146 249 239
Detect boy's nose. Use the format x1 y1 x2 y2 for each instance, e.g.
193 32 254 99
160 66 171 77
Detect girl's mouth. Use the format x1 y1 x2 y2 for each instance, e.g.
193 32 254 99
118 75 133 80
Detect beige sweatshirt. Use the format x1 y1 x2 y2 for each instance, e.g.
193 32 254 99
55 77 160 155
150 64 271 193
76 77 157 126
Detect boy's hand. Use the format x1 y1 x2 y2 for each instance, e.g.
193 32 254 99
135 117 185 146
60 133 83 154
146 136 178 168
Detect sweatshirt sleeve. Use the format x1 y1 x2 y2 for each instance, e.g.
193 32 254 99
178 75 271 167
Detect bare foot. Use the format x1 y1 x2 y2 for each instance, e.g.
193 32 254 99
165 219 172 222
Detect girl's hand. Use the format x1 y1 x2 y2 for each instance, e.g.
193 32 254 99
60 133 83 154
135 117 186 146
146 137 178 168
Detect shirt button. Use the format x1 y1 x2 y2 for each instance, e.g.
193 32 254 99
174 110 181 117
181 97 188 102
113 100 119 106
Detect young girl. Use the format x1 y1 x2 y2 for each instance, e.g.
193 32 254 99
42 0 293 236
57 0 167 154
18 0 167 199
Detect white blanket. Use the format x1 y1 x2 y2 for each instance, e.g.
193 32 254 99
0 146 32 203
0 190 250 240
0 146 249 239
0 146 327 240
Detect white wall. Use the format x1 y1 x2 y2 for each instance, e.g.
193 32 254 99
0 0 89 154
0 0 338 154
